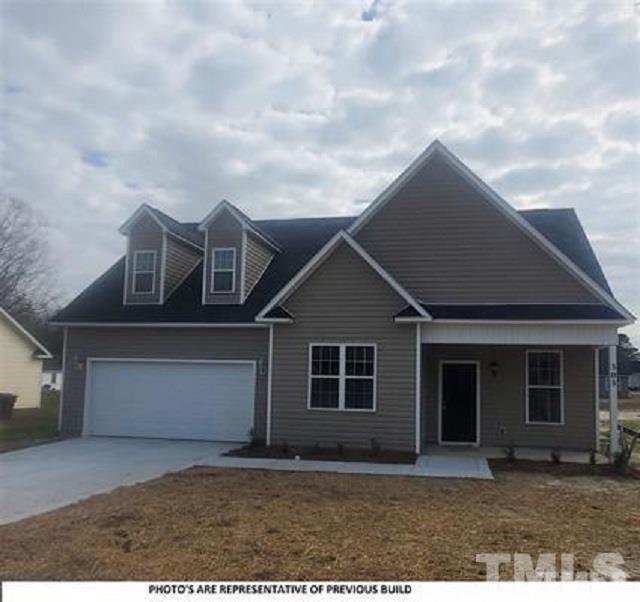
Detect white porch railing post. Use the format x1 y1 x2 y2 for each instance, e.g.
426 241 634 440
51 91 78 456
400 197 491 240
608 344 620 456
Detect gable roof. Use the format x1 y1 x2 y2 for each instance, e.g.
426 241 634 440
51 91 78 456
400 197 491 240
198 200 281 252
118 203 204 249
0 307 52 358
348 140 632 321
256 231 429 321
53 207 627 325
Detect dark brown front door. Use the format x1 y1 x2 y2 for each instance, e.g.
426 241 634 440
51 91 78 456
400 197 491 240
440 362 478 444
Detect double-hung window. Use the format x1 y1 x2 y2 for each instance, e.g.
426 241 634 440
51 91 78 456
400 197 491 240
211 248 236 293
526 350 564 424
132 250 156 294
309 344 376 411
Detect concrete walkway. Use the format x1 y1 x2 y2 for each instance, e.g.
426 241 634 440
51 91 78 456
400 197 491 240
0 437 492 525
204 452 494 479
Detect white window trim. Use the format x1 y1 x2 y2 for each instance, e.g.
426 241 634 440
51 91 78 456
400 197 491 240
132 250 157 295
307 343 377 412
210 247 236 294
525 349 565 426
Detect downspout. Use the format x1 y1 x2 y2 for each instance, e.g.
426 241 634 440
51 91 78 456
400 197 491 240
266 324 274 446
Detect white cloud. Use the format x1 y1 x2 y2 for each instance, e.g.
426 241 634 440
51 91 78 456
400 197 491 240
2 0 638 340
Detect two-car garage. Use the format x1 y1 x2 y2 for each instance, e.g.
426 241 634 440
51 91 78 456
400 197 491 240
83 359 256 442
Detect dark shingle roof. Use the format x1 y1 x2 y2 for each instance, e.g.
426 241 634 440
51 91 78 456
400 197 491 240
519 208 611 293
147 206 204 247
223 202 282 250
54 217 354 323
54 208 617 324
396 303 626 321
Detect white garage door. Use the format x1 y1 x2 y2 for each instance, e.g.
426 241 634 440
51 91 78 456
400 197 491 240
85 360 255 441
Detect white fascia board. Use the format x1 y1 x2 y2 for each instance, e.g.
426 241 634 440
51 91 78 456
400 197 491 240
256 230 429 321
1 307 52 358
343 234 430 319
395 317 630 326
255 317 294 324
49 321 268 329
348 140 440 236
348 140 634 322
118 203 167 236
197 200 280 252
256 230 344 319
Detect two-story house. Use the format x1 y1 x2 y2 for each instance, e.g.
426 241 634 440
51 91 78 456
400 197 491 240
53 141 633 454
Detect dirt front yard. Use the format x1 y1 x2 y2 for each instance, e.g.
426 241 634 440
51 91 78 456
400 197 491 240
0 463 638 581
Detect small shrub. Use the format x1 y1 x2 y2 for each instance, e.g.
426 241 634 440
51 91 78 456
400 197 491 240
336 443 345 457
312 442 322 455
612 426 639 474
370 438 381 457
504 445 516 463
589 450 597 465
550 449 562 465
281 441 289 455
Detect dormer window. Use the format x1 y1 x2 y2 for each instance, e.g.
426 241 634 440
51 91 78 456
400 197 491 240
132 250 156 294
211 248 236 293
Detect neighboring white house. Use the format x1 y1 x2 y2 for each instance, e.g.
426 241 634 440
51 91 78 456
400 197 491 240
0 307 52 409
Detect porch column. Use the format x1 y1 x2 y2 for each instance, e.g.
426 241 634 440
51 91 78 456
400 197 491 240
415 323 422 454
609 344 620 456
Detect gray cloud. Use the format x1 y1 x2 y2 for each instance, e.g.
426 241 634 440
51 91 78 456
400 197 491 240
2 0 638 340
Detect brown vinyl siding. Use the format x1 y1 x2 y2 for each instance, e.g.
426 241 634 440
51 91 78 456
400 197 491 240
61 327 269 438
356 153 599 304
271 243 416 452
164 237 202 300
422 344 596 450
203 210 242 305
124 213 163 305
244 234 273 299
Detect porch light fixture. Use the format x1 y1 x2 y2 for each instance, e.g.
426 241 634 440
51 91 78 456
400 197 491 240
489 360 498 377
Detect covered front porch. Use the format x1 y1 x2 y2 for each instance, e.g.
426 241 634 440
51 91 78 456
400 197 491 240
414 318 622 456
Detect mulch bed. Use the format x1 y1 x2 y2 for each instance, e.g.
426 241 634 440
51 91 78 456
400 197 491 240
0 464 638 581
226 444 417 465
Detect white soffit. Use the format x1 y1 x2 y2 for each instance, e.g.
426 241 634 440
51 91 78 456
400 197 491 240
421 322 618 346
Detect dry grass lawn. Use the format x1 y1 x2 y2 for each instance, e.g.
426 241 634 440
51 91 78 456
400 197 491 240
0 463 638 581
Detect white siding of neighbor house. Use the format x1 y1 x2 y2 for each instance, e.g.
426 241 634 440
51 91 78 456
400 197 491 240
0 317 43 408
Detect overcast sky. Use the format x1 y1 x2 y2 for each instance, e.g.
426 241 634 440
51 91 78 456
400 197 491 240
2 0 639 340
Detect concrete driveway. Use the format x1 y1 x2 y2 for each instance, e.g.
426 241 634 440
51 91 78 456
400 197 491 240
0 437 232 525
1 437 493 525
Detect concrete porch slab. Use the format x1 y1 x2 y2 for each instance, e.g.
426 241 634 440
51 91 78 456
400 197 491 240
424 444 599 464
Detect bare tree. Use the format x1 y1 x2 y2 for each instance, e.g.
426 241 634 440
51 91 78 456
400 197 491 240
0 194 58 328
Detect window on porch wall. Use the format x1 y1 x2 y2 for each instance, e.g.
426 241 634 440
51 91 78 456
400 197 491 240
526 351 563 425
